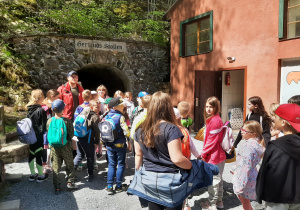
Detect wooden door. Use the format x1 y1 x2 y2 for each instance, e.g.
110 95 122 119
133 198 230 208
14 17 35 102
194 71 222 131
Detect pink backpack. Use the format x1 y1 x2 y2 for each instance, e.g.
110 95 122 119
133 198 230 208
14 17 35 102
209 121 235 153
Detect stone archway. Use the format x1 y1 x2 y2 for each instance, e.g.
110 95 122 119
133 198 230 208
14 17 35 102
77 63 130 96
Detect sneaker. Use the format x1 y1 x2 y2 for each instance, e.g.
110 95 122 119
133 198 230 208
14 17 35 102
54 188 61 195
77 164 83 172
67 182 78 189
106 186 114 195
115 184 128 193
94 163 98 170
216 201 224 209
36 173 49 183
29 174 38 182
88 174 94 182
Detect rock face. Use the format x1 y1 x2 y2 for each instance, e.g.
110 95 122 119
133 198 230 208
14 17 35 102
12 34 170 96
0 141 29 164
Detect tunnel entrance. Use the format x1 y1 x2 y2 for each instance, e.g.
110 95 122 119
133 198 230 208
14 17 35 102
77 64 130 96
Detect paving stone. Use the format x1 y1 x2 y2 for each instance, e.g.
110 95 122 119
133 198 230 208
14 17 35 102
5 173 23 183
0 200 20 210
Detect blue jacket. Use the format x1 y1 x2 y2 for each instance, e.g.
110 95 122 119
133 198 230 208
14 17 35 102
127 159 219 208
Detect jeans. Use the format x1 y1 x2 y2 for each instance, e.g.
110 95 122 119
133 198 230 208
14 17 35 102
74 137 95 175
106 144 127 186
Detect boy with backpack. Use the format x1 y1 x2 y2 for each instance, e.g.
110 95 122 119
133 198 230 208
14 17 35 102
74 89 91 120
256 104 300 209
73 100 101 182
47 99 78 194
99 97 130 195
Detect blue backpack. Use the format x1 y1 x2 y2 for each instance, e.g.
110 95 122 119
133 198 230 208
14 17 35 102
47 117 68 148
74 107 92 143
98 114 121 143
17 118 37 144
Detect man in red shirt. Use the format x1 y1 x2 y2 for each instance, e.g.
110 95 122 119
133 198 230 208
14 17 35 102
57 71 84 121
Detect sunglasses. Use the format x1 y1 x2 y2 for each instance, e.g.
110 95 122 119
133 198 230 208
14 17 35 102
241 128 254 134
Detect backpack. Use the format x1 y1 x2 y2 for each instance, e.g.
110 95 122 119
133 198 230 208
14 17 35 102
209 121 235 153
74 107 91 138
98 114 121 143
47 117 68 148
17 118 37 144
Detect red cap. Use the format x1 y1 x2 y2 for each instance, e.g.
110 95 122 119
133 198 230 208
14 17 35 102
275 104 300 131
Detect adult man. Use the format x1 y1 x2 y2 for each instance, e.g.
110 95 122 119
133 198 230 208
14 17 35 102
57 71 84 121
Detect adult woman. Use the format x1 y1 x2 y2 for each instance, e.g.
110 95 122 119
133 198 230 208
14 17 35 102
134 91 192 210
200 96 226 210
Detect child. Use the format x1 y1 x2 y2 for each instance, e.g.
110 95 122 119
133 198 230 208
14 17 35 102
200 96 226 210
97 84 109 115
288 95 300 105
91 90 98 100
130 91 149 125
74 89 91 120
105 97 130 195
42 89 60 173
73 100 101 182
269 103 282 140
234 96 272 148
256 104 300 209
114 90 124 98
178 101 193 130
47 99 78 194
232 121 265 210
26 89 49 182
124 91 135 121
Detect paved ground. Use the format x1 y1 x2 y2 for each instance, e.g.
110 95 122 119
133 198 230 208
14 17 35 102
0 138 264 210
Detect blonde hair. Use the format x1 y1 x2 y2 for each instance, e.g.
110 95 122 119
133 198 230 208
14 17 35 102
97 85 108 97
269 103 280 116
43 89 60 107
178 101 190 117
141 95 151 109
204 96 221 121
243 120 266 147
26 89 44 108
114 90 124 98
124 92 132 98
82 90 92 101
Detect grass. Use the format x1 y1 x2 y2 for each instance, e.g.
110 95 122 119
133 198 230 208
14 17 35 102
4 113 25 133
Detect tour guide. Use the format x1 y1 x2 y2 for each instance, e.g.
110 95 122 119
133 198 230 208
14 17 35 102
57 71 84 121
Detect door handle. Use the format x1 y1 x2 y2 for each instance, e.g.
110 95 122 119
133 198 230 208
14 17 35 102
195 98 199 107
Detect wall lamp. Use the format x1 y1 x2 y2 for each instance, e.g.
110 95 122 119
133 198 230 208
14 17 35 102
227 57 236 63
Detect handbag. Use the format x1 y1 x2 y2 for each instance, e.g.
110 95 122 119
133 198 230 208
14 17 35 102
127 159 219 208
225 148 236 163
194 126 206 141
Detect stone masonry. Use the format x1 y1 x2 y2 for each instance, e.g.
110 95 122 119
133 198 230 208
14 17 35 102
11 34 170 96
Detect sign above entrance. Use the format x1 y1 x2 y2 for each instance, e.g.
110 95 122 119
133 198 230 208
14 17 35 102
75 39 127 53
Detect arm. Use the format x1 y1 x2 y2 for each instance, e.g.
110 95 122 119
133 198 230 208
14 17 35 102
234 114 249 148
168 138 192 170
134 141 143 170
190 137 200 158
120 115 130 137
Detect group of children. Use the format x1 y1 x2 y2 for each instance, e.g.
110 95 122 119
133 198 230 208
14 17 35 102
24 85 300 210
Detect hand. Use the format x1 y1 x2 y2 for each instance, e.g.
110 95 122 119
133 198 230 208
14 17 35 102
44 145 49 149
197 155 202 160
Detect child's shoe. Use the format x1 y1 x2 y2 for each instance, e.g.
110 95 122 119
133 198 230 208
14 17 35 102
106 186 114 195
115 184 128 193
36 173 49 182
67 182 78 189
77 163 83 171
216 201 224 209
29 174 38 182
94 163 98 170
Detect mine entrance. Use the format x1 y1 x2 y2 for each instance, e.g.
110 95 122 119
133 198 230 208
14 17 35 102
77 64 130 96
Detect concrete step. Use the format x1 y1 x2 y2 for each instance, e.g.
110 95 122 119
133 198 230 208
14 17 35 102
0 199 20 210
5 173 23 183
0 140 29 164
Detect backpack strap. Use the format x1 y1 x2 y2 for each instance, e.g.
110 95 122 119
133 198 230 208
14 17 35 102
87 129 92 143
210 125 228 135
260 116 262 127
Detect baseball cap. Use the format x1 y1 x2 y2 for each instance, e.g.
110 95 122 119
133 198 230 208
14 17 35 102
275 103 300 131
173 108 181 119
104 97 112 105
51 99 65 113
67 71 78 77
108 97 125 108
138 91 149 98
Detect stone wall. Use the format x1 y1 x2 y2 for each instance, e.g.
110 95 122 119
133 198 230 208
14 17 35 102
12 34 170 96
0 142 29 164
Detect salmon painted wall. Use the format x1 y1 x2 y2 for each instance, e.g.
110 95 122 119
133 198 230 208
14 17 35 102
168 0 300 117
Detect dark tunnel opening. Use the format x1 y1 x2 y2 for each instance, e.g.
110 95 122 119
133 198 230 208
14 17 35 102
77 64 130 96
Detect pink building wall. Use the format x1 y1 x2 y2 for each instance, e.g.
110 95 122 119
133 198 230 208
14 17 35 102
167 0 300 117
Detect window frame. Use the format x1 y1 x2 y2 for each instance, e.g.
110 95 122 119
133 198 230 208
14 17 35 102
180 11 213 57
279 0 300 40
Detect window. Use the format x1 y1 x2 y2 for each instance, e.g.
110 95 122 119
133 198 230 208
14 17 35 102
180 11 213 56
279 0 300 39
